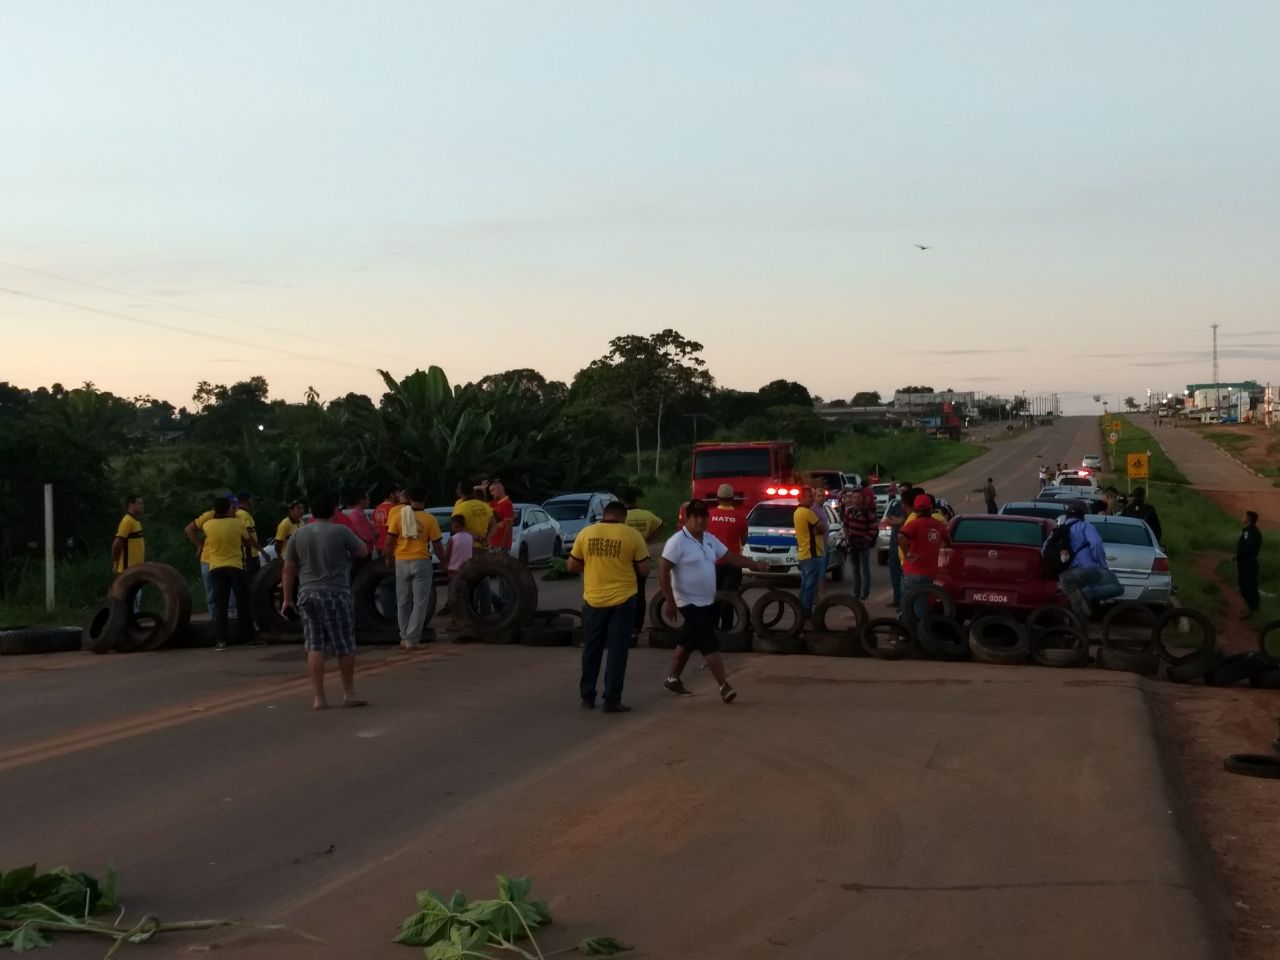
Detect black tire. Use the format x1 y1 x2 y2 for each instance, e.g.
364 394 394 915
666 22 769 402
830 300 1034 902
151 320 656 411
1256 619 1280 664
1096 646 1159 676
917 613 969 661
109 562 192 651
1100 602 1156 653
1153 607 1216 666
1224 754 1280 779
351 562 407 640
718 631 753 654
804 630 862 657
1167 650 1221 684
552 537 563 558
647 592 681 630
751 632 805 654
518 543 529 565
83 598 128 654
1204 651 1269 687
714 591 750 636
1249 669 1280 689
648 627 681 650
0 626 83 656
968 615 1030 665
860 617 916 660
172 618 221 649
1027 604 1086 642
449 551 538 638
249 559 300 636
749 590 805 641
1030 627 1089 668
966 606 1007 628
900 584 956 634
812 595 867 635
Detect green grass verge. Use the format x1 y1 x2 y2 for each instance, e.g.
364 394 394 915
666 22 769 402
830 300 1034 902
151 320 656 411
1102 417 1280 624
1198 427 1280 485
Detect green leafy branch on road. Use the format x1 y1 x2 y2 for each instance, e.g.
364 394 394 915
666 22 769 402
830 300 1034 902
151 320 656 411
394 875 631 959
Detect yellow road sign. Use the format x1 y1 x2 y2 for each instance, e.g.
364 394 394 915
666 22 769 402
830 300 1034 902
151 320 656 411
1110 420 1122 432
1126 452 1149 479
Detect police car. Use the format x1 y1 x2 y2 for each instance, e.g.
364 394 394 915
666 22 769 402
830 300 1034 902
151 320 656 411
741 498 846 580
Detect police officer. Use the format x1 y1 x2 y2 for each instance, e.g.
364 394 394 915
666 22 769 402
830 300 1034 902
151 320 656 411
1235 510 1262 618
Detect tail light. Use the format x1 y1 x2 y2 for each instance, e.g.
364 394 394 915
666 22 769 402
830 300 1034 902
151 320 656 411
1152 557 1169 572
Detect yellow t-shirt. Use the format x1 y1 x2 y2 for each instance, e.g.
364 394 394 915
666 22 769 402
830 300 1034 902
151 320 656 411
452 498 494 540
203 516 247 570
793 506 825 560
625 508 664 541
274 517 299 551
387 507 443 561
570 521 649 608
113 514 145 572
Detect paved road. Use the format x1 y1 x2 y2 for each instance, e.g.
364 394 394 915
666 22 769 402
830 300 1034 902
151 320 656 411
1134 415 1274 493
0 418 1232 958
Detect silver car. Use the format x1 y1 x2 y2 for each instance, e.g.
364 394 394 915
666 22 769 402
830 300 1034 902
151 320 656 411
1083 514 1171 606
511 503 562 564
542 491 614 552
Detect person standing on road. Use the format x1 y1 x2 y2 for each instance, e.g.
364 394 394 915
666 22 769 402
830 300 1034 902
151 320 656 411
659 500 766 703
884 481 912 609
111 494 145 575
1121 487 1163 543
972 477 998 514
708 484 748 630
793 486 826 620
273 500 305 555
341 490 377 556
235 493 262 576
1055 501 1123 621
567 501 650 713
372 485 401 558
453 483 496 546
1038 464 1048 489
202 496 259 650
487 480 515 556
841 487 876 602
280 492 370 710
384 486 445 649
621 488 665 637
1234 510 1262 617
898 494 951 620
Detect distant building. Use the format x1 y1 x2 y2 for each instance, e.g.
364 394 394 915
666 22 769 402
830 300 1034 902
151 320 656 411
892 390 976 408
1184 381 1263 410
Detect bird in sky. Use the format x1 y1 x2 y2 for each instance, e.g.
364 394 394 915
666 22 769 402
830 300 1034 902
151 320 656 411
914 243 931 250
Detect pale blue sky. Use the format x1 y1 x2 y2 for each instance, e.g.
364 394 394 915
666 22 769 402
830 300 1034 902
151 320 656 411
3 1 1278 412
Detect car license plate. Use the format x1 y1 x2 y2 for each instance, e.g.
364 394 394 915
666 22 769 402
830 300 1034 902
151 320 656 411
768 558 791 567
969 590 1011 604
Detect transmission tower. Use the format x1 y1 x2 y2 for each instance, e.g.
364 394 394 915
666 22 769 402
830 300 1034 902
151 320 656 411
1212 323 1220 410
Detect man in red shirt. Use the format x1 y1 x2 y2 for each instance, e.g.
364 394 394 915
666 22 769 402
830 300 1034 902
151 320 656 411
899 493 951 621
372 485 401 557
488 480 515 554
707 483 747 629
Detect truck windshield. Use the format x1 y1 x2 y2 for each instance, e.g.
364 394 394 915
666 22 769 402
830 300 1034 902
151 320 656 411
693 449 772 479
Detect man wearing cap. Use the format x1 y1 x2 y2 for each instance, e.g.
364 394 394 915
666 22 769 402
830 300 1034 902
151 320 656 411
898 494 950 621
1056 501 1122 620
708 483 747 629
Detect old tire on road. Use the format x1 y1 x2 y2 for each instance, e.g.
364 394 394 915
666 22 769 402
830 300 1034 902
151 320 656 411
449 552 538 640
83 597 129 654
108 562 192 651
967 615 1030 666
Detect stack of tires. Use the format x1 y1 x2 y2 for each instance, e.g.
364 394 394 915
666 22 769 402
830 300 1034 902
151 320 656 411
448 552 540 644
647 590 753 653
82 562 193 653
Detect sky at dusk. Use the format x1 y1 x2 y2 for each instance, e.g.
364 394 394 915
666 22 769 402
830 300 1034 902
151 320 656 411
3 1 1278 413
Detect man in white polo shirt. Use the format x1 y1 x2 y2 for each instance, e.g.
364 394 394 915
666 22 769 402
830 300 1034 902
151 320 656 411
659 499 766 703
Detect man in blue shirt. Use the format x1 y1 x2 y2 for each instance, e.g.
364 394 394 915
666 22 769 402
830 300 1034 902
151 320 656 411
883 481 913 609
1056 502 1123 620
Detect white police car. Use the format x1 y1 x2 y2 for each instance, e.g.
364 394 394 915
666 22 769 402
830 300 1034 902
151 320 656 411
741 498 846 580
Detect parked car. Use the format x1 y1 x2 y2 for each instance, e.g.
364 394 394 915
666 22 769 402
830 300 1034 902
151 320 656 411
1052 472 1101 493
875 495 900 565
808 469 848 509
872 483 895 516
1083 514 1171 606
512 503 562 564
1081 454 1103 470
741 498 846 580
1035 491 1110 515
999 500 1072 521
932 514 1061 617
541 492 614 553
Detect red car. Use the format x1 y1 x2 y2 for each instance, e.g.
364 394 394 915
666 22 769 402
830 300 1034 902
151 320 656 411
932 514 1065 617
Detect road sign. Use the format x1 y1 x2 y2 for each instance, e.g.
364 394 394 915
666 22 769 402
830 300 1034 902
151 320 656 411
1108 431 1119 444
1110 420 1122 432
1126 452 1149 479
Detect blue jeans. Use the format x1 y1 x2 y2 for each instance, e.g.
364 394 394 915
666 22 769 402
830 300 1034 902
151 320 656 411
201 561 236 616
580 596 636 707
888 546 903 605
901 573 934 621
1059 566 1124 616
849 548 872 598
798 557 824 614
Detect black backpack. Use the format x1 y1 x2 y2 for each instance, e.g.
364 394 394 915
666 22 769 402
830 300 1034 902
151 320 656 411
1041 519 1082 576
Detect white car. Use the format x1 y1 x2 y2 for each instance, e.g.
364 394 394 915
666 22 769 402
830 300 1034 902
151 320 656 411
741 498 846 580
1081 454 1103 470
1052 472 1101 494
872 483 895 517
511 503 562 564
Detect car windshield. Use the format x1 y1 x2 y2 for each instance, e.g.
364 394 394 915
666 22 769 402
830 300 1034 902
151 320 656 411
748 504 798 528
1002 505 1065 519
545 500 589 521
952 519 1046 547
1090 522 1153 546
693 448 772 478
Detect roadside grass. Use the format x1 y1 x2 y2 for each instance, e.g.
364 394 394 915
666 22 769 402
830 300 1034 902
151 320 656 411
799 431 984 485
1106 417 1280 624
1198 426 1280 485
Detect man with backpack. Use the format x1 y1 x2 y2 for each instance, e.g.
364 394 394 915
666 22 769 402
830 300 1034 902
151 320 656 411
1048 501 1123 621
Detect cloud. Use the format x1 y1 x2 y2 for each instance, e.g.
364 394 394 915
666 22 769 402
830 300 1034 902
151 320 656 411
914 348 1027 356
800 64 866 95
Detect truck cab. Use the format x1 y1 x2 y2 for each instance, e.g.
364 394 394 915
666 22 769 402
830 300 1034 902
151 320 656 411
690 441 798 515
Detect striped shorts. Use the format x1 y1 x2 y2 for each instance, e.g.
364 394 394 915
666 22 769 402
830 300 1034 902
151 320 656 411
299 590 357 656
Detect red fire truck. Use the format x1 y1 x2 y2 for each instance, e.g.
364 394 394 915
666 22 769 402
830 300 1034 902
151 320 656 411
689 441 800 514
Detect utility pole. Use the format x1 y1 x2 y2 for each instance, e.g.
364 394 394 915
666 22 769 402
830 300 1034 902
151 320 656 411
1212 322 1220 412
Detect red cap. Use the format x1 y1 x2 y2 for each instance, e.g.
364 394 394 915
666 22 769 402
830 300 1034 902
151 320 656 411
913 494 933 511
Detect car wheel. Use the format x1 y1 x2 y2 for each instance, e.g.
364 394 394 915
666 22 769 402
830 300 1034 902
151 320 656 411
518 543 529 565
552 537 563 558
828 554 845 581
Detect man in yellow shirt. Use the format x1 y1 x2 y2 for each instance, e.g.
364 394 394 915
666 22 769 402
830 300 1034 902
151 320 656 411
273 500 305 556
201 497 259 650
235 492 262 574
793 486 826 619
452 482 496 545
568 501 651 713
385 485 445 649
621 489 664 636
111 494 145 573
